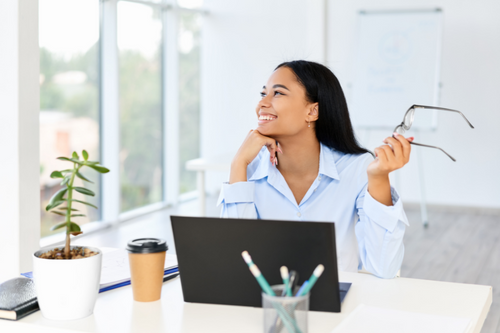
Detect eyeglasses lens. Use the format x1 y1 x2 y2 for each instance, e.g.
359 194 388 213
403 108 415 130
395 126 406 135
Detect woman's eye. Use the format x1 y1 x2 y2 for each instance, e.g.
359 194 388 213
260 92 266 97
274 91 284 96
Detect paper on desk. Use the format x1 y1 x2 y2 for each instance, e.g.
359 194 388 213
100 248 178 288
331 304 471 333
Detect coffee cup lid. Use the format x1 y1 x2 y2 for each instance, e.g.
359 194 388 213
126 238 168 254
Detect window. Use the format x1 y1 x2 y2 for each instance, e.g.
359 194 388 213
179 11 201 194
118 2 163 212
39 0 205 240
39 0 100 237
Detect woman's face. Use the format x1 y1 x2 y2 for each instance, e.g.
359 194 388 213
255 66 317 137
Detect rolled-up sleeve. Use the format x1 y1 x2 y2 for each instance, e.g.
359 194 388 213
217 182 258 218
355 185 409 279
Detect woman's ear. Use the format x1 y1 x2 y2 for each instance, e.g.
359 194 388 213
307 103 319 122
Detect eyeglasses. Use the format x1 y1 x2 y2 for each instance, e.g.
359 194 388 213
393 104 474 162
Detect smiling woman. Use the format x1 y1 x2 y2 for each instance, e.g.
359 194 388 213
218 60 414 279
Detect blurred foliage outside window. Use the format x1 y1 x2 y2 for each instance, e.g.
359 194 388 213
39 0 101 238
118 2 163 212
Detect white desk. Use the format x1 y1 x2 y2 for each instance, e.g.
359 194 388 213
185 153 232 215
1 272 492 333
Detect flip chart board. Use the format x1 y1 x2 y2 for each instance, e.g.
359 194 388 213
350 9 442 130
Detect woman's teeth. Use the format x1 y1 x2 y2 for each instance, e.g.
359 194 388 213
259 115 277 120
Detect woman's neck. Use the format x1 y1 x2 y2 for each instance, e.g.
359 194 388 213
275 131 321 177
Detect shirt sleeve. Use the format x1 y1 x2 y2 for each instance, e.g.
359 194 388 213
216 181 258 219
355 183 409 279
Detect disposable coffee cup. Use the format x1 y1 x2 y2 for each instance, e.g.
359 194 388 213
126 238 168 302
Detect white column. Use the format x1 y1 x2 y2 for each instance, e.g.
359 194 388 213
163 3 180 205
101 0 121 223
0 0 40 282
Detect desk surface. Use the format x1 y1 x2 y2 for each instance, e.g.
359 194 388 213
0 271 491 333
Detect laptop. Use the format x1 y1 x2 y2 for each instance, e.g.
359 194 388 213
170 216 347 312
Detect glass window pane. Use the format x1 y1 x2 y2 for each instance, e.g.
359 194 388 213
179 12 201 194
118 2 163 212
39 0 101 238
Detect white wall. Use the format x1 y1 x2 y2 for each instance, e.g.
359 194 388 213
327 0 500 208
200 0 500 209
200 0 326 193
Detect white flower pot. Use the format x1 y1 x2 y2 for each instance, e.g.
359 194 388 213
33 245 102 321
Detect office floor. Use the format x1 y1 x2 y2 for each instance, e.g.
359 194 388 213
75 196 500 333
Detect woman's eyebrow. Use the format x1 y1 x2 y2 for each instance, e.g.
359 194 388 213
262 84 290 91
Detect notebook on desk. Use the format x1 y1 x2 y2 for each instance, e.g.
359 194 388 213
171 216 346 312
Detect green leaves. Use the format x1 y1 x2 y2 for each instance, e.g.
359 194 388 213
68 222 82 236
50 222 67 231
57 207 78 211
50 171 64 179
70 199 98 209
74 187 95 196
46 188 68 211
50 221 82 235
47 150 108 239
87 164 110 174
60 177 70 186
76 171 93 183
50 211 66 216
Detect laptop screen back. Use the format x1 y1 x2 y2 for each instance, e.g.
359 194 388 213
170 216 341 312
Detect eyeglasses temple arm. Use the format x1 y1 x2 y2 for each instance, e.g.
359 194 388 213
410 141 456 162
412 105 475 129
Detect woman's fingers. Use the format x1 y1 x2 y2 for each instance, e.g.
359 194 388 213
383 137 404 165
392 132 412 161
380 145 396 164
374 147 388 164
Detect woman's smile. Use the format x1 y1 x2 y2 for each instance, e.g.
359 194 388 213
258 112 278 124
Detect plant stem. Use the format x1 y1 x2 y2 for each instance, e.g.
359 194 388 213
64 163 79 258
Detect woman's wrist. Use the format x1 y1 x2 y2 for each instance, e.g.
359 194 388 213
229 160 248 184
367 173 393 206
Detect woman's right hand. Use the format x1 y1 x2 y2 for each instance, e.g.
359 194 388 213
229 130 281 183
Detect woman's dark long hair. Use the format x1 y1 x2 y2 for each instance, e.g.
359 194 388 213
276 60 371 156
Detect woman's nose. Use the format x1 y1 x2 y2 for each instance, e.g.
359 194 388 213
258 95 272 108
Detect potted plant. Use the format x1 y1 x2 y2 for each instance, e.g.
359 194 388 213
33 150 109 321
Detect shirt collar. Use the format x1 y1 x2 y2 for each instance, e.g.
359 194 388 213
248 143 341 181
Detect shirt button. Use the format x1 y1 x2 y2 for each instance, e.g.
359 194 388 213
314 188 317 192
297 212 301 217
318 176 322 181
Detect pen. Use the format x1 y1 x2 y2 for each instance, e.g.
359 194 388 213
280 266 292 297
272 269 298 332
248 264 300 333
297 264 324 297
163 273 179 283
241 251 254 267
289 270 298 293
243 255 302 333
248 264 275 296
295 280 309 297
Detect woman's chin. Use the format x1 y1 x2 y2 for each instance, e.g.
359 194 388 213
256 124 274 136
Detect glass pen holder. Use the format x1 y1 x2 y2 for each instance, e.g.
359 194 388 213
262 285 309 333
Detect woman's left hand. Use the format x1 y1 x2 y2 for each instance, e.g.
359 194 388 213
367 133 413 179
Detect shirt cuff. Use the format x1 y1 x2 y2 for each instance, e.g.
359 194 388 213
363 186 409 232
217 181 256 206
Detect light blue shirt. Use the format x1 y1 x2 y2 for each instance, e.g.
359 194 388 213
217 144 409 279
